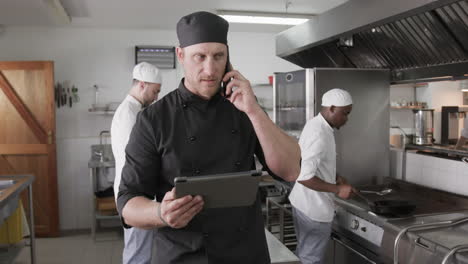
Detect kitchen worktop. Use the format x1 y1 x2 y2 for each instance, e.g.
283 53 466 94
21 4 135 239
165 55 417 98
0 174 36 264
0 174 34 223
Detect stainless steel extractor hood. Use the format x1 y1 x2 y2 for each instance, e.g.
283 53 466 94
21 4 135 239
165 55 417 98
276 0 468 84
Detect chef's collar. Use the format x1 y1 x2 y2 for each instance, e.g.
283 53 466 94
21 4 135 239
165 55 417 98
318 113 334 133
177 79 223 104
127 94 143 108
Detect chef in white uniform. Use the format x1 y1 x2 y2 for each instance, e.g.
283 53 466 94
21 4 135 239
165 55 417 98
455 116 468 150
289 88 354 264
111 62 162 264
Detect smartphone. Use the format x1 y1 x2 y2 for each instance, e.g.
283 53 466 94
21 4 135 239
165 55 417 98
221 49 231 97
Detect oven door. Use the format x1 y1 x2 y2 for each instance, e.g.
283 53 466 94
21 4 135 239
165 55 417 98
331 233 381 264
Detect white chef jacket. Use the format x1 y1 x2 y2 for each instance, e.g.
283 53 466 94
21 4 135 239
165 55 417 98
111 95 142 200
462 116 468 138
289 113 337 222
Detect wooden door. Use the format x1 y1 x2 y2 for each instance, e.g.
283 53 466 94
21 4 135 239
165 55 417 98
0 61 59 236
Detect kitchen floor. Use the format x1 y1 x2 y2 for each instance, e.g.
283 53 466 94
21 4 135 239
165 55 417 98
7 228 123 264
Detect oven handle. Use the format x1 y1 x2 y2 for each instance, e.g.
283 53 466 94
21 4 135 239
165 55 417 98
332 236 377 264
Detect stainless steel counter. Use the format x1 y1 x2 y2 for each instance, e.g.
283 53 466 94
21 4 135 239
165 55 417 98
406 144 468 158
266 229 300 264
333 178 468 264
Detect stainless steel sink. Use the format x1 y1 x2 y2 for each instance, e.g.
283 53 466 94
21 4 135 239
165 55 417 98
88 160 115 168
88 144 115 168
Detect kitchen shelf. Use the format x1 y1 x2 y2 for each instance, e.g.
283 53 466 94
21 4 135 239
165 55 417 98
276 106 305 111
391 106 426 109
252 83 272 88
88 109 115 115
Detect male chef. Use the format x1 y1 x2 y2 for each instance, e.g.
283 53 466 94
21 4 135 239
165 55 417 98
289 88 355 264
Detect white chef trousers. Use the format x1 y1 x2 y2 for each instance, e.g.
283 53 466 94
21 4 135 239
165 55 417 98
123 227 155 264
292 206 332 264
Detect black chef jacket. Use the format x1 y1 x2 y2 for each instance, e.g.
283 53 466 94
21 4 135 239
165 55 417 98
117 80 271 264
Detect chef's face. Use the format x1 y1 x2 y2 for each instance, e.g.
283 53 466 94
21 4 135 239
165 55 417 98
330 105 352 129
177 42 227 99
142 82 161 106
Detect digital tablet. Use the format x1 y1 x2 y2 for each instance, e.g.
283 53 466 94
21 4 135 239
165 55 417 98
174 170 262 209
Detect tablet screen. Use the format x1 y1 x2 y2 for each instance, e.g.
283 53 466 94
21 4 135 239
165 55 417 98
174 170 262 208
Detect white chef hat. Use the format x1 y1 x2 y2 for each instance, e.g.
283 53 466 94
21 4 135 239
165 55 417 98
322 88 353 107
132 62 162 84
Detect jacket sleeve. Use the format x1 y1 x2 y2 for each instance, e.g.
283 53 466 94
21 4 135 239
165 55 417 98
296 135 326 181
116 108 160 221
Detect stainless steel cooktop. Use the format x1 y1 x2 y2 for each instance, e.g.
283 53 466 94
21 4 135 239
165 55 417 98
333 178 468 263
342 178 468 219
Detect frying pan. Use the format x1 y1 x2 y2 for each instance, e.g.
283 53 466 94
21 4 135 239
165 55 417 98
354 190 416 216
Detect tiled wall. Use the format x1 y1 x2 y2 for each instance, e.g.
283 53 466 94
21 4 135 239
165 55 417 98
404 152 468 196
57 137 98 230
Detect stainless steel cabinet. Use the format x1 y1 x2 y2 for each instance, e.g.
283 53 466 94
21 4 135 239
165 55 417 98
274 68 390 185
329 235 380 264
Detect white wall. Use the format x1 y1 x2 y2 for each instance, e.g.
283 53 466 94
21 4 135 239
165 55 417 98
0 26 300 230
390 84 415 135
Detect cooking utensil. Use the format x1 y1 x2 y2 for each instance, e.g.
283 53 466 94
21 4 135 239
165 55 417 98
360 188 393 196
56 83 62 108
62 87 66 106
71 86 80 103
354 190 416 216
67 88 72 108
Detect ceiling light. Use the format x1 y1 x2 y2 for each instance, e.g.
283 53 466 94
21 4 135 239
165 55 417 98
217 10 313 26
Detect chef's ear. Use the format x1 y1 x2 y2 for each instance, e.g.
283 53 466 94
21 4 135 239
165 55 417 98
138 81 146 91
176 47 184 64
329 105 336 113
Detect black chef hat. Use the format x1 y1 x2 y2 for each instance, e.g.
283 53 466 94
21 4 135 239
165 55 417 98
177 11 229 48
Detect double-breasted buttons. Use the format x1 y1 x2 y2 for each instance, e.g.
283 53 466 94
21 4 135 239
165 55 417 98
235 161 241 167
189 136 196 142
231 129 238 134
182 103 188 108
194 169 201 175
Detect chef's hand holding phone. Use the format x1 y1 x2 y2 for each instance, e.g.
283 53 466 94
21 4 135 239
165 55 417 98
222 66 261 115
221 53 232 97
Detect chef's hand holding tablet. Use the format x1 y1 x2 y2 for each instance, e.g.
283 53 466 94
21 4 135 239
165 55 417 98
157 188 204 229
